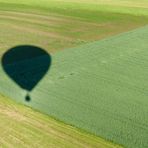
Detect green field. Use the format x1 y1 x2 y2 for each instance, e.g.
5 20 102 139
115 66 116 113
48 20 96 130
1 26 148 147
0 0 148 53
0 96 122 148
0 94 120 148
0 0 148 148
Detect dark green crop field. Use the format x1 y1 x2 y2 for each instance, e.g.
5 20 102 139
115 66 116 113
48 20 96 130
0 0 148 147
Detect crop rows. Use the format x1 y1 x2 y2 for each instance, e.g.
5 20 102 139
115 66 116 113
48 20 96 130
0 26 148 148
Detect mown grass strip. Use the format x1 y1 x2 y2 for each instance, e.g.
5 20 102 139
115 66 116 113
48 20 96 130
0 1 147 53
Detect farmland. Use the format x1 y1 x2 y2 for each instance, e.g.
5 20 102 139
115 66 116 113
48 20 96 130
0 0 148 148
0 0 148 53
0 94 120 148
1 26 148 147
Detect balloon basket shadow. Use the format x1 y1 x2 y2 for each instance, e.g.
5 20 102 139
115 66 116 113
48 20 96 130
25 93 31 102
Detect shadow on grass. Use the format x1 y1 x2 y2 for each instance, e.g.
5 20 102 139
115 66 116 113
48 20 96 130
1 45 52 101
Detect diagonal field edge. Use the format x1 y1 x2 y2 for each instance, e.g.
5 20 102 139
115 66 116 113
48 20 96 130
0 25 148 148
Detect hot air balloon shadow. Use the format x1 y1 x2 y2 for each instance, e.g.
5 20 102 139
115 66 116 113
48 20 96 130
1 45 52 101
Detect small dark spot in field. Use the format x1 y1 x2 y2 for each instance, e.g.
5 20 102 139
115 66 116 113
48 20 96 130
70 73 74 75
59 76 65 79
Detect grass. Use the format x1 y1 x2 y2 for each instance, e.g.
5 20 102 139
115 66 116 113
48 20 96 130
0 94 121 148
1 26 148 148
1 0 148 16
0 0 148 147
0 0 148 53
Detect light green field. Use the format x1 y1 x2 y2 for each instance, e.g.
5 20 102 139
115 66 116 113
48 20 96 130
0 94 120 148
1 0 148 16
0 0 148 53
0 0 148 148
